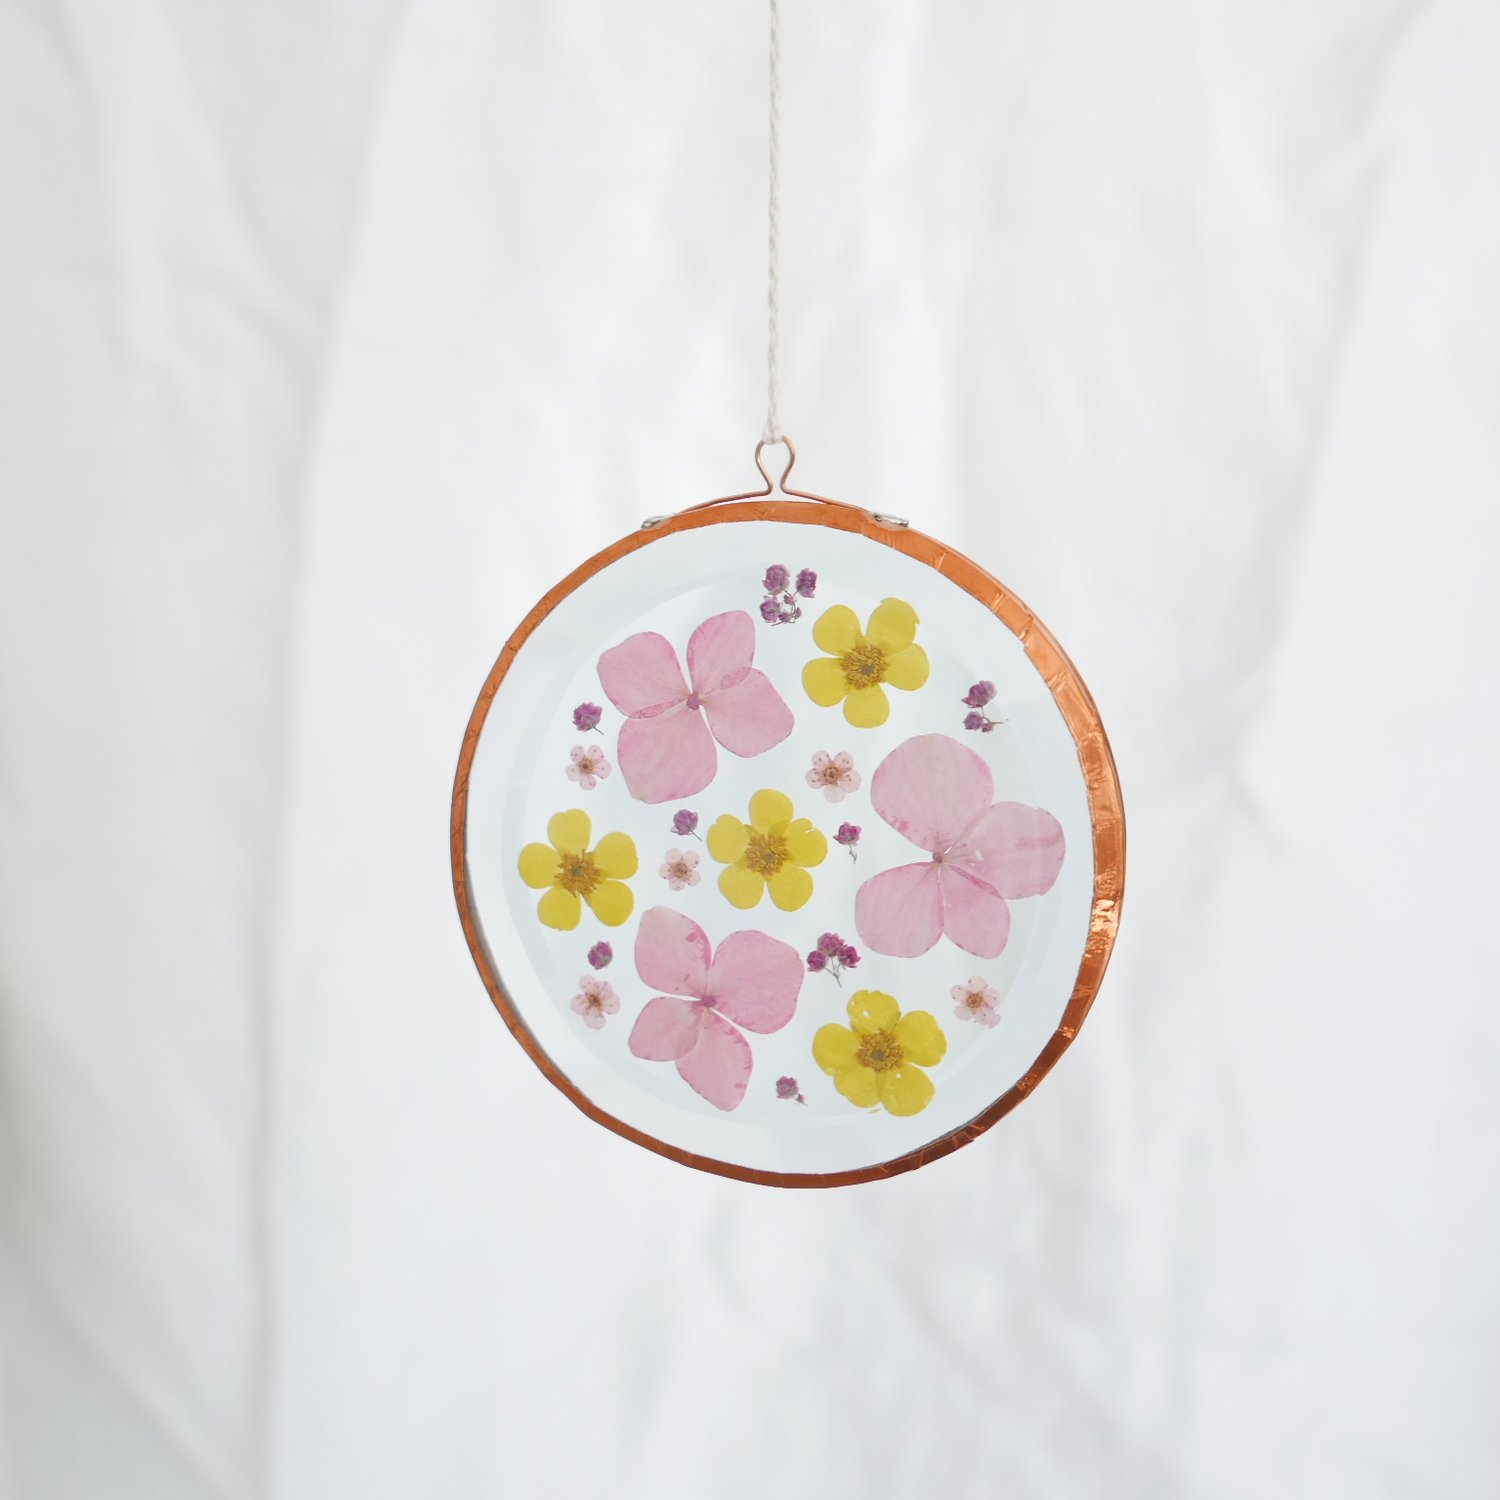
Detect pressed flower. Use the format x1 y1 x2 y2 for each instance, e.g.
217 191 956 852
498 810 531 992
760 564 816 627
802 597 930 727
671 808 700 838
806 749 861 803
587 941 613 970
706 789 828 912
517 809 638 931
565 743 612 790
659 847 701 891
597 610 793 804
813 989 947 1117
776 1075 806 1104
807 932 859 984
571 975 620 1030
952 975 1001 1027
628 906 804 1111
834 822 861 862
572 702 603 732
855 734 1065 959
961 682 1003 733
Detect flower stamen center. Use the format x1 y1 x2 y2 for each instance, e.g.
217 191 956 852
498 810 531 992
745 829 789 876
555 849 602 896
857 1030 904 1073
840 642 888 688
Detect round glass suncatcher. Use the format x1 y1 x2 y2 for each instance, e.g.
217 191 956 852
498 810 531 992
451 459 1124 1186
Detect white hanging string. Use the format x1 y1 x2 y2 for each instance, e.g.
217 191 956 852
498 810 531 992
763 0 783 445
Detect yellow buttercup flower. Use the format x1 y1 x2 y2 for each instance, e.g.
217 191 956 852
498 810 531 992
706 788 827 912
802 597 930 727
813 989 947 1116
518 809 637 930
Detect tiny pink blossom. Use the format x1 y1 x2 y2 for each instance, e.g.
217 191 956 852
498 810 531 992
951 975 1002 1027
571 975 620 1030
806 749 862 803
659 847 701 891
565 743 612 791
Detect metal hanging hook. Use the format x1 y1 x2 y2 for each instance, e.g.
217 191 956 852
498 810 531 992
641 437 908 528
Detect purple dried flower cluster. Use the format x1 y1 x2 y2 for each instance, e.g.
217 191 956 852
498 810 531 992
833 822 861 861
572 701 603 733
587 941 613 970
775 1075 806 1105
670 808 701 839
807 931 861 985
759 563 818 625
961 680 1003 733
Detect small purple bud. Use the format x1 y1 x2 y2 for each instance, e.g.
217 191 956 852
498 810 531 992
763 564 790 593
840 945 861 969
834 822 861 846
981 719 997 732
587 941 613 970
775 1075 804 1102
818 932 845 957
778 605 798 624
962 680 997 709
759 596 782 623
795 568 817 597
671 809 699 837
806 950 828 972
963 710 986 732
572 702 603 732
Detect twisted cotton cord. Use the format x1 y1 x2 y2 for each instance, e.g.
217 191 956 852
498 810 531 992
763 0 783 444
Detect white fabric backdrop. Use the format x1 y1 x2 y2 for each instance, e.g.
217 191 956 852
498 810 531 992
2 2 1497 1496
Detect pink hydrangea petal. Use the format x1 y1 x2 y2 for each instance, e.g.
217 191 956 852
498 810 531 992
707 930 803 1034
633 906 711 998
871 734 994 853
855 861 945 957
597 631 690 718
686 611 755 696
676 1011 754 1111
701 669 794 758
628 996 705 1062
937 867 1013 959
616 706 717 803
948 802 1066 898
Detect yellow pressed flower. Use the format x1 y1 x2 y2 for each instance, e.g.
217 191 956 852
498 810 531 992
706 788 827 912
802 597 930 728
813 989 947 1116
517 809 637 931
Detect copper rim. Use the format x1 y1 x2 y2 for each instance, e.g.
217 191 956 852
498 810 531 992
450 489 1125 1188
